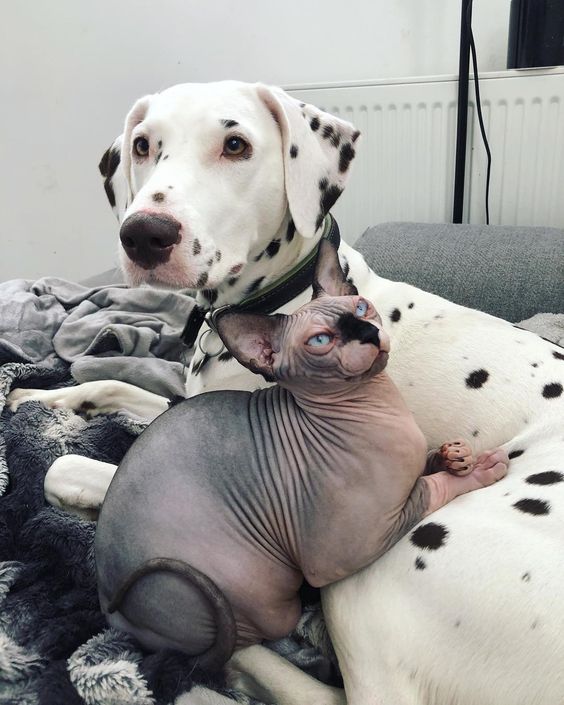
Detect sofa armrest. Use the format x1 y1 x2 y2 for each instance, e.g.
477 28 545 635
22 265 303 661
355 222 564 322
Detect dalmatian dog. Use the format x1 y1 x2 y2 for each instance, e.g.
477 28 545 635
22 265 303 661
8 81 564 705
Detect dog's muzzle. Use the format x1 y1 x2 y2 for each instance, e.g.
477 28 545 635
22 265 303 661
120 212 181 269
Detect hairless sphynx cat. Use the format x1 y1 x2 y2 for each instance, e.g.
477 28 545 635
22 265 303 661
95 240 508 671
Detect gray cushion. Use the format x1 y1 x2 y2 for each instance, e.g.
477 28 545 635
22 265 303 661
356 222 564 322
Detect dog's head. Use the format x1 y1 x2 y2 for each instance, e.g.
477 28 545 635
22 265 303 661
99 81 360 290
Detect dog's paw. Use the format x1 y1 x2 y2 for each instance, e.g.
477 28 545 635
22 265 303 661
7 387 78 412
438 438 474 476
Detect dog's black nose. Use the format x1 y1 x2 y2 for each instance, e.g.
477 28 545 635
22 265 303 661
120 212 181 269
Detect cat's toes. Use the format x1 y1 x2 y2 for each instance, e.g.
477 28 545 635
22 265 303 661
439 438 474 476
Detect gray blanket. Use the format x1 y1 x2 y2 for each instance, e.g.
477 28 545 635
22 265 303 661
0 278 196 399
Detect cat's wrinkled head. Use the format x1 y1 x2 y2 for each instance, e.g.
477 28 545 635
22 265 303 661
215 240 389 394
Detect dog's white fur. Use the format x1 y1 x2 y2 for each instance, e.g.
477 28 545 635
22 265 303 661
8 82 564 705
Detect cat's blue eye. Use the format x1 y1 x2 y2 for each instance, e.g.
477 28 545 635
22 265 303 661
355 299 368 317
306 333 333 347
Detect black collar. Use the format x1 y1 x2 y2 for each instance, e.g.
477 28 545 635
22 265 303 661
181 215 341 347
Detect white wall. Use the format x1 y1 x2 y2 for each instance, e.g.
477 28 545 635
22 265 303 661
1 0 511 281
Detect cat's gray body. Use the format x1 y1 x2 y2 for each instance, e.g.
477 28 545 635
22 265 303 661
95 240 508 669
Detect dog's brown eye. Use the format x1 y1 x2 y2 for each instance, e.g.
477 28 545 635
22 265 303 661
223 136 249 157
133 136 150 157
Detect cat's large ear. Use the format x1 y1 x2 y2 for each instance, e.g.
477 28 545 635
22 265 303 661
214 311 286 382
312 239 358 299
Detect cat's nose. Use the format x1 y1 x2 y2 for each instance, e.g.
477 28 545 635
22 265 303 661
338 314 389 351
358 323 381 347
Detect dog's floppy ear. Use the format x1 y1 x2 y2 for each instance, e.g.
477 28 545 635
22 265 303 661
312 238 358 299
214 311 286 382
120 94 154 206
256 84 360 239
98 135 128 223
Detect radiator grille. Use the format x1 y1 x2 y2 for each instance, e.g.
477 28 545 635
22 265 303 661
289 69 564 242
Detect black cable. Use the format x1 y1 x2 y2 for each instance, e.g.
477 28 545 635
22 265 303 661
466 0 492 224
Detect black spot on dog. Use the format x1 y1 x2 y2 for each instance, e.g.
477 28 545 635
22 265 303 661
508 449 524 460
167 184 173 189
352 130 361 143
543 382 563 399
320 184 342 218
104 181 116 208
408 302 414 309
215 250 222 262
513 498 550 516
341 258 350 280
246 277 265 296
433 314 444 320
193 353 211 375
315 181 342 232
163 155 169 160
192 239 201 256
290 144 299 158
553 350 564 361
526 471 564 486
221 119 239 128
465 369 489 389
472 430 479 437
228 277 239 287
531 362 539 368
254 251 264 262
152 192 165 203
415 557 426 570
411 522 449 550
218 351 233 363
286 220 296 243
522 572 531 582
330 131 341 148
196 272 209 288
99 146 121 178
202 289 218 306
78 401 96 415
266 239 281 258
310 117 320 132
99 147 121 208
158 140 162 149
206 258 214 268
155 152 162 164
299 102 305 108
339 143 355 172
322 124 334 140
390 308 401 323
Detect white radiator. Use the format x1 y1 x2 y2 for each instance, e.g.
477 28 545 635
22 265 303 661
288 67 564 243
